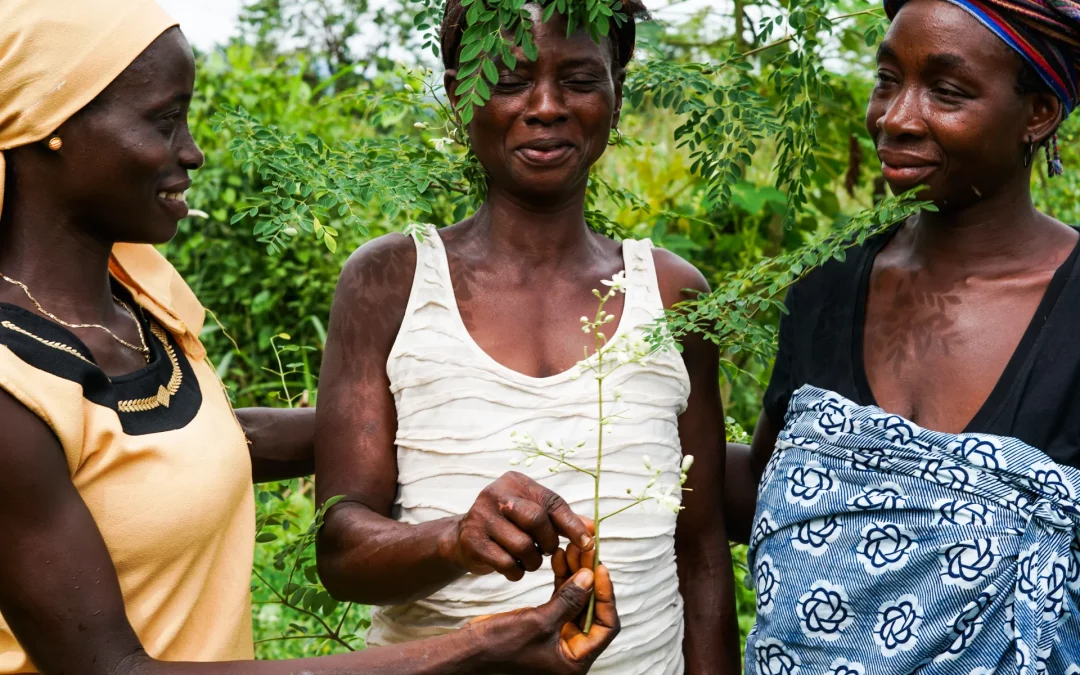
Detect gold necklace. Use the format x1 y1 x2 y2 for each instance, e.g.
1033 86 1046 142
0 320 183 412
0 273 150 360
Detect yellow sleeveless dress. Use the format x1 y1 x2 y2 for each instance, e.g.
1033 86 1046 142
0 244 255 671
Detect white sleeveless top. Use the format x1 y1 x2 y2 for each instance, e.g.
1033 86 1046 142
370 225 690 674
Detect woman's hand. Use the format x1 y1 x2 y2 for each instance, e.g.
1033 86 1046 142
468 562 620 674
443 471 595 582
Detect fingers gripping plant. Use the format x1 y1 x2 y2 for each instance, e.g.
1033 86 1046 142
509 272 692 633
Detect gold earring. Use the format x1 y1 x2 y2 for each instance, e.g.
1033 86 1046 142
47 136 63 151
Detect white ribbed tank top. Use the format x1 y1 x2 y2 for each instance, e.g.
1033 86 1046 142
369 225 690 674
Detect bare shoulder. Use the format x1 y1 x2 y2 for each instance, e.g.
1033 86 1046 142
650 246 710 310
324 231 420 361
336 231 418 305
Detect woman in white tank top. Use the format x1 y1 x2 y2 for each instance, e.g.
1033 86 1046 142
314 2 740 673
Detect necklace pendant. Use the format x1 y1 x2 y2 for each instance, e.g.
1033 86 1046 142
156 385 172 409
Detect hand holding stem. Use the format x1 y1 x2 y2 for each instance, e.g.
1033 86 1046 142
511 272 693 634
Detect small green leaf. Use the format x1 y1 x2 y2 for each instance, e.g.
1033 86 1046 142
482 58 499 83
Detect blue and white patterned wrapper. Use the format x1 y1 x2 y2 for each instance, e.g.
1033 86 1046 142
745 386 1080 675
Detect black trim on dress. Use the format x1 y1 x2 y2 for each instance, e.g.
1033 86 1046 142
0 302 203 436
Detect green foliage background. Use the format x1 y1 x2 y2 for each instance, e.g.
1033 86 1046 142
165 0 1079 658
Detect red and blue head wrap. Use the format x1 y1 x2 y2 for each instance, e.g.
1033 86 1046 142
884 0 1080 114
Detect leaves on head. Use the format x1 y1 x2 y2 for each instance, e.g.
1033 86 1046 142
449 0 627 125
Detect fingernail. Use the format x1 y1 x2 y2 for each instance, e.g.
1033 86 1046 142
572 569 592 589
581 535 593 549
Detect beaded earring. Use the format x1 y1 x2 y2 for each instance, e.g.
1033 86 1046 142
1044 134 1064 177
46 136 63 151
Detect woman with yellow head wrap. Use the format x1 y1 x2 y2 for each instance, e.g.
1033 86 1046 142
0 1 618 673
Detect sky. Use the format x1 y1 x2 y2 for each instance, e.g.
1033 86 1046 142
159 0 721 51
159 0 245 49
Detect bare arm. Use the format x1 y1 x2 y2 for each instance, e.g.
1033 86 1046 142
313 233 460 604
236 407 316 483
654 250 740 675
314 234 591 605
724 412 781 544
0 388 481 675
0 386 617 675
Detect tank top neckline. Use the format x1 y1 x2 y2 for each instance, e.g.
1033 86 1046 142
416 225 647 386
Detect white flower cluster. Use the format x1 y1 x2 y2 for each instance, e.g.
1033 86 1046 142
572 332 655 380
507 271 691 528
630 454 694 515
509 430 586 474
430 137 456 152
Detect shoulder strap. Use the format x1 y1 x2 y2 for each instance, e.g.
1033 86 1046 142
388 224 459 359
622 238 666 319
406 223 454 303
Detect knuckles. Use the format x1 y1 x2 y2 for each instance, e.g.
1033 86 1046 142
521 609 549 637
523 507 548 530
554 583 589 617
538 488 567 514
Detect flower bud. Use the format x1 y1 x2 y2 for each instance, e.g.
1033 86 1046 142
681 455 695 474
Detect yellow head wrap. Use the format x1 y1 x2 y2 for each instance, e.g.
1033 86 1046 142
0 1 208 359
0 0 178 222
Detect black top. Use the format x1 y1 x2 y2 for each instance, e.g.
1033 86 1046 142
764 226 1080 467
0 300 202 436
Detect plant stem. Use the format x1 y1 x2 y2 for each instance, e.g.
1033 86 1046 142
254 634 338 645
583 297 609 635
336 602 354 634
251 569 355 651
733 0 746 50
530 450 597 478
598 497 651 525
269 336 294 408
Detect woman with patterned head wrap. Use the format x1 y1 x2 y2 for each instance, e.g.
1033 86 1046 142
724 1 1080 673
0 1 617 673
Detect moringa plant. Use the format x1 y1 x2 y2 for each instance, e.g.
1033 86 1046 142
508 272 692 632
216 0 921 369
